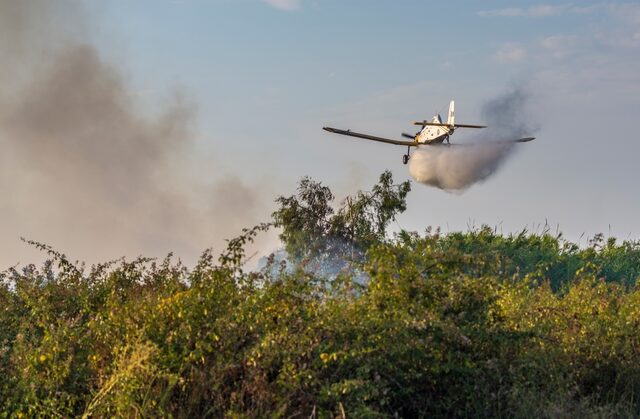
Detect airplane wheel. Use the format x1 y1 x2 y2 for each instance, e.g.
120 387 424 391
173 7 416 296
402 154 409 165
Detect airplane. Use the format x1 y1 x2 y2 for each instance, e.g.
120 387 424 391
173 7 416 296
323 100 535 164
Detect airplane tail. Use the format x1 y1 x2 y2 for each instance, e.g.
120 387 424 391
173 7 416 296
447 100 455 126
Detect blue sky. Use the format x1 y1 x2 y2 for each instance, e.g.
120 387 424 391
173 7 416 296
2 0 640 266
81 0 640 249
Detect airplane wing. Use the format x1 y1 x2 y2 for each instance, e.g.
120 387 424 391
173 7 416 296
414 121 487 128
453 124 488 129
427 137 535 146
503 137 535 143
323 127 418 147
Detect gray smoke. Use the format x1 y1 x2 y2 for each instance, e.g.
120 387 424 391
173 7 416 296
409 88 535 192
0 0 266 267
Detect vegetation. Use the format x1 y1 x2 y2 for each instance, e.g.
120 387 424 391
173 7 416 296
2 171 640 418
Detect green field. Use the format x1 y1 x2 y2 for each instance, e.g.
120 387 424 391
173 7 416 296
2 172 640 418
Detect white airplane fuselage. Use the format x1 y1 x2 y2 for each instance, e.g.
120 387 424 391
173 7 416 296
415 100 456 144
415 115 452 144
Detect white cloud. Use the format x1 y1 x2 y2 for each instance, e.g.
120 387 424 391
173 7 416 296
478 4 586 18
262 0 301 11
607 3 640 25
540 34 580 58
594 4 640 48
493 43 527 63
488 2 640 97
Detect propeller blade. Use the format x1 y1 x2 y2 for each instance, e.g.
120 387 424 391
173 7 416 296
401 133 415 139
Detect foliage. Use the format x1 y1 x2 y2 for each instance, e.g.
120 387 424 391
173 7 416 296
2 174 640 417
272 170 410 266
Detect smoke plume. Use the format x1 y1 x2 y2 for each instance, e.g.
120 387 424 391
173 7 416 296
409 88 535 192
0 0 267 267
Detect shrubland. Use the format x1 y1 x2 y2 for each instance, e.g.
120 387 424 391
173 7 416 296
2 171 640 418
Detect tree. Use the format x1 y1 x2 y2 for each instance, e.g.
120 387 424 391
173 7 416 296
272 171 411 269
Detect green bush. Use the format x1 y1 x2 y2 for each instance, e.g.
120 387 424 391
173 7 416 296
2 172 640 417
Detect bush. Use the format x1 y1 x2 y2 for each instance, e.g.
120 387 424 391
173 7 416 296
2 173 640 417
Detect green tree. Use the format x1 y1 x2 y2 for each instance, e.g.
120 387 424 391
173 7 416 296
272 170 410 268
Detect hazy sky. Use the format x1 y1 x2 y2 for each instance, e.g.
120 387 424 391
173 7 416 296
1 0 639 267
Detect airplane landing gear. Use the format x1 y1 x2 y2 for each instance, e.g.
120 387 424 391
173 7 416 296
402 145 411 165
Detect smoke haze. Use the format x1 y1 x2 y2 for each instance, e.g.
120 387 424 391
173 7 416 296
0 0 267 268
409 89 536 192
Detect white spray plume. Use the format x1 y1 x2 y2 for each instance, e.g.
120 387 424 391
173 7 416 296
409 88 536 192
409 142 513 191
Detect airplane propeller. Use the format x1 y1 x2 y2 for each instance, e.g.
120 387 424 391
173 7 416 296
402 132 416 140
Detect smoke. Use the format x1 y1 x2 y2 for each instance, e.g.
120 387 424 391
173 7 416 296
409 88 536 192
0 1 267 267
